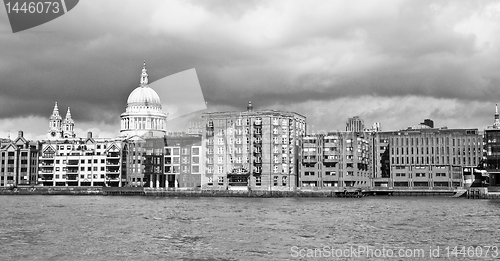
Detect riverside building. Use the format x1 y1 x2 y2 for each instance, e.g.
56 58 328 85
372 121 483 189
38 132 124 187
164 133 202 188
300 132 372 188
484 104 500 187
201 102 306 191
0 131 39 187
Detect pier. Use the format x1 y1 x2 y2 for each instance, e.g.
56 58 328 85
466 187 500 199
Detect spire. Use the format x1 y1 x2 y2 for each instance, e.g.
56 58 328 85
247 101 253 112
140 60 149 86
65 107 72 120
50 102 62 120
494 103 500 129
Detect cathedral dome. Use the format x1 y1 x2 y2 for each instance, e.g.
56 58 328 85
126 61 161 106
120 61 168 138
127 86 161 106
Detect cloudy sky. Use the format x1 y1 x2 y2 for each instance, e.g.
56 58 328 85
1 0 500 139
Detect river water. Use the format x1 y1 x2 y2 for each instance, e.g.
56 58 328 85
0 195 499 260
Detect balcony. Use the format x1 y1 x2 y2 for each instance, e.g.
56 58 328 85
67 160 79 166
302 157 317 163
106 153 120 158
67 174 78 181
106 169 120 174
38 176 53 181
39 162 54 167
106 161 120 166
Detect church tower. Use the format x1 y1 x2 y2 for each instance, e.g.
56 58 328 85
47 102 63 140
62 107 75 138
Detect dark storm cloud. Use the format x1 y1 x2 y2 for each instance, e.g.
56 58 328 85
0 0 499 136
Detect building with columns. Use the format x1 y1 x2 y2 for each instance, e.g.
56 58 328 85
120 61 168 138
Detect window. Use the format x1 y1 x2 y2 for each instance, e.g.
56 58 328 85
192 148 200 155
325 171 336 176
218 176 224 185
256 176 262 186
173 148 180 155
192 166 199 173
218 166 224 174
207 177 213 185
282 176 287 186
273 176 279 186
415 173 426 177
192 156 200 164
218 156 223 164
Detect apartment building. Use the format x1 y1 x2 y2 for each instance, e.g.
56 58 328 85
38 133 124 187
201 102 306 191
164 133 202 188
300 132 372 188
0 131 39 187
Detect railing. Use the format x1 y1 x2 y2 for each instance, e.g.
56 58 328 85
106 161 120 165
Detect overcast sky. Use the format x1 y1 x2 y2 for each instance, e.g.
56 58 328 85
1 0 500 139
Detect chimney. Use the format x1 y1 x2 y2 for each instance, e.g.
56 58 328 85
18 131 23 138
87 132 92 139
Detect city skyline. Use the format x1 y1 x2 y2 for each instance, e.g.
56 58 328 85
1 0 500 140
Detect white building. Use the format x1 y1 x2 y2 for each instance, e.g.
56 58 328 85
120 61 168 138
47 102 75 140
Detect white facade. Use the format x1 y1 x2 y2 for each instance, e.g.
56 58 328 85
120 62 167 138
47 102 75 140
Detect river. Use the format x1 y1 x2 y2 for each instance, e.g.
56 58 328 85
0 196 499 260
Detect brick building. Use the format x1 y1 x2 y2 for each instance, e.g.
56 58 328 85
0 131 39 187
201 102 306 191
300 132 372 188
372 124 483 189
